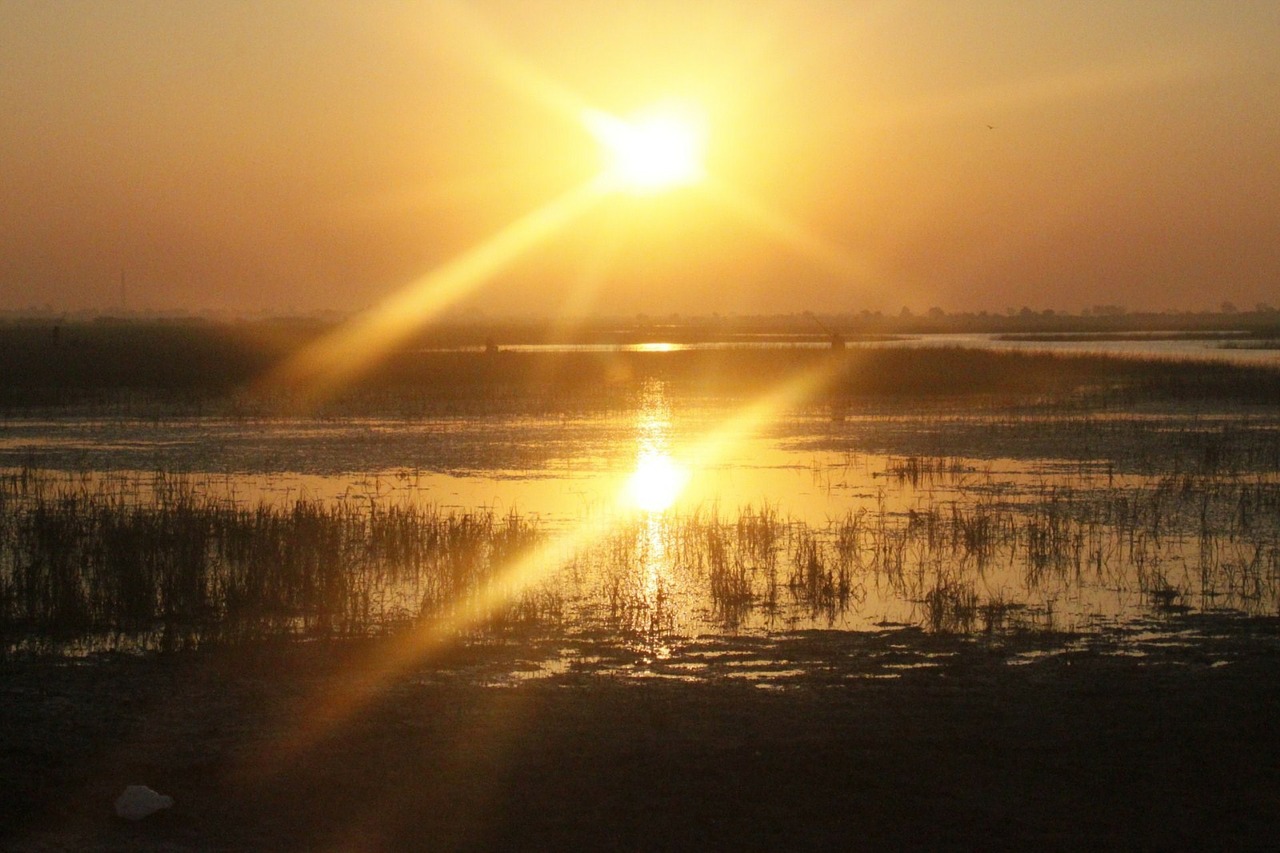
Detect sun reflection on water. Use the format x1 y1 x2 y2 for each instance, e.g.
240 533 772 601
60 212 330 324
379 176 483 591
620 381 689 514
625 450 688 513
618 381 688 659
638 513 674 660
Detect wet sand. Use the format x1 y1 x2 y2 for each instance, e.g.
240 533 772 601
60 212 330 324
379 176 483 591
3 624 1279 851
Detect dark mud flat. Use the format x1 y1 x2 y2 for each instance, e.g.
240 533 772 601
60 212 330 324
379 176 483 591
3 624 1280 852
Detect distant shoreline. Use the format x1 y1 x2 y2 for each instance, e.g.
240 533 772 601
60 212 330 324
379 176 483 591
6 309 1280 341
4 321 1280 415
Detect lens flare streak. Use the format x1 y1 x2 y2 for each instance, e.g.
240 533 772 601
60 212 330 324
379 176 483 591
257 178 608 406
253 356 844 777
703 178 868 282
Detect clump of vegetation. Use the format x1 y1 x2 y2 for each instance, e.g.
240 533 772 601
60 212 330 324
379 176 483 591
0 470 540 651
884 455 972 487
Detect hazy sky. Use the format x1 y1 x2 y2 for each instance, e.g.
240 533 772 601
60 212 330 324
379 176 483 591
3 1 1278 316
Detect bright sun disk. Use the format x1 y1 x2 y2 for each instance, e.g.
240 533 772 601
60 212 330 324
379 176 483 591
586 104 707 194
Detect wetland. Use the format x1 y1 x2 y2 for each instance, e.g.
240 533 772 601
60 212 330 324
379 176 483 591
2 320 1279 850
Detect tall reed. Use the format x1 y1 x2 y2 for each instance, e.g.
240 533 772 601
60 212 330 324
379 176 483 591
0 474 540 649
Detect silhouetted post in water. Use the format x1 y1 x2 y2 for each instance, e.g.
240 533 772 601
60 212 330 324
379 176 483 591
50 325 61 346
484 336 499 355
805 311 845 350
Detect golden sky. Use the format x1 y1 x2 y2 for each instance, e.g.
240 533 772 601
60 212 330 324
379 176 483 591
2 1 1278 316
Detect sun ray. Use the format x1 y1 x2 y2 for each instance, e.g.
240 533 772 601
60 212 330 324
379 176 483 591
681 357 845 474
255 178 608 407
427 0 593 127
244 1 868 779
542 212 628 342
247 353 849 779
701 177 869 283
249 509 618 775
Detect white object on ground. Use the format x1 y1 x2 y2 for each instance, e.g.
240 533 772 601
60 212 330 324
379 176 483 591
114 785 174 820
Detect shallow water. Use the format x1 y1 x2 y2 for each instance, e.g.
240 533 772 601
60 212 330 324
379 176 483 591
3 381 1279 660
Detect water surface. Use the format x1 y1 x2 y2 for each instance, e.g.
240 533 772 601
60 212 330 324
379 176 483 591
5 377 1277 664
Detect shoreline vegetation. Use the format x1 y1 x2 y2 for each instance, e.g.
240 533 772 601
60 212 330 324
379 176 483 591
2 318 1279 413
3 453 1279 653
8 306 1280 336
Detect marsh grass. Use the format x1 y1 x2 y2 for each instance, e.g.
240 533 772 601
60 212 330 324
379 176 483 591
581 458 1276 642
3 436 1279 652
884 455 972 487
0 471 541 651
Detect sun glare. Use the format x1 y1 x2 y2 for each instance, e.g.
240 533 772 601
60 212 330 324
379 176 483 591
586 104 707 194
625 450 689 513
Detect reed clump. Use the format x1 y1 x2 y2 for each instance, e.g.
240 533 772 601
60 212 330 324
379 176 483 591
0 473 540 650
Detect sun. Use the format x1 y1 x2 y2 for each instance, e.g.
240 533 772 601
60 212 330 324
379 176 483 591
586 103 707 194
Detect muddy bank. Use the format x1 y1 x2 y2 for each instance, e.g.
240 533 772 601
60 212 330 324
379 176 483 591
3 624 1279 851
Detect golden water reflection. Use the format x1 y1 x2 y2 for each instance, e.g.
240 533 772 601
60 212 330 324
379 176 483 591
620 381 689 514
7 402 1277 646
617 382 688 657
625 451 688 513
